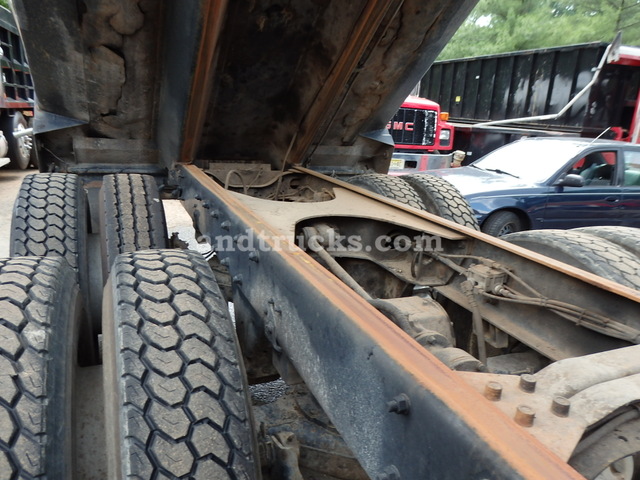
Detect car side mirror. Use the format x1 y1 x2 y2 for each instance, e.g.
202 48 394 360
556 174 584 187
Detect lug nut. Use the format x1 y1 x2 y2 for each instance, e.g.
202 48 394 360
387 394 411 415
519 374 536 393
551 396 571 417
514 405 535 427
484 381 502 401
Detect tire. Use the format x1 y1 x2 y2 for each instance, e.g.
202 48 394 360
482 211 524 237
103 250 259 479
569 413 640 479
402 174 479 229
504 229 640 290
2 112 31 170
10 173 98 365
347 173 426 210
573 226 640 257
0 257 81 479
99 173 168 282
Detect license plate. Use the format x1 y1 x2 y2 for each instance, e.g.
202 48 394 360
389 158 404 170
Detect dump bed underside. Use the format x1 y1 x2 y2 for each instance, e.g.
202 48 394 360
14 0 475 174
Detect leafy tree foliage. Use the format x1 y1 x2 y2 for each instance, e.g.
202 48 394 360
439 0 640 59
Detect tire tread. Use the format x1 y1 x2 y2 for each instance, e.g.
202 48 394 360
10 173 84 274
505 229 640 290
347 173 426 210
403 174 479 229
0 257 77 479
100 173 168 278
105 250 257 479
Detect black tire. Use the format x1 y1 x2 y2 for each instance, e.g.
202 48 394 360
402 174 479 229
99 173 168 282
3 112 31 170
103 250 259 479
0 257 81 479
573 226 640 257
569 413 640 479
504 229 640 290
347 173 426 210
482 211 524 236
10 173 98 364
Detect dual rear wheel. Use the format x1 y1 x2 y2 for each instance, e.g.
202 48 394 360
347 172 479 230
3 173 259 478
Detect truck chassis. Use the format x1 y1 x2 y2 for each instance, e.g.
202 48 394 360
2 0 640 479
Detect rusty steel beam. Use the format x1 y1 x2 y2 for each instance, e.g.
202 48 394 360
286 0 402 165
178 164 584 479
180 0 229 164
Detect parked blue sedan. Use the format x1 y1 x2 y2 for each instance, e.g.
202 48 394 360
421 137 640 236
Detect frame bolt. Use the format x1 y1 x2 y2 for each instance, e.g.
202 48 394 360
551 396 571 417
519 374 537 393
221 221 231 230
387 394 411 415
484 381 502 401
514 405 535 427
210 210 219 219
248 251 259 262
232 274 243 285
376 465 400 480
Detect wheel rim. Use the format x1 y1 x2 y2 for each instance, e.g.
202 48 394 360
15 122 32 161
498 223 517 236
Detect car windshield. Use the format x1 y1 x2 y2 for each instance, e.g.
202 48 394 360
471 140 585 183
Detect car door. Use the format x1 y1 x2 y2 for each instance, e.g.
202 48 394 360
621 149 640 227
541 149 623 228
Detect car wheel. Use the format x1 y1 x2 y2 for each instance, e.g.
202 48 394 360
402 174 479 229
481 211 523 236
504 229 640 290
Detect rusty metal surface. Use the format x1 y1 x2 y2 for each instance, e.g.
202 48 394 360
179 164 583 479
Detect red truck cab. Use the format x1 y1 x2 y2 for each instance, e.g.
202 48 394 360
387 95 454 153
387 95 455 172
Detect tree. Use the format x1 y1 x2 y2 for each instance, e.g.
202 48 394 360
438 0 640 60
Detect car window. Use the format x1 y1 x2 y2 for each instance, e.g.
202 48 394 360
472 140 585 183
567 151 617 186
623 150 640 187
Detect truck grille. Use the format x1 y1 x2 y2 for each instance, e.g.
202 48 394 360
389 108 437 146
